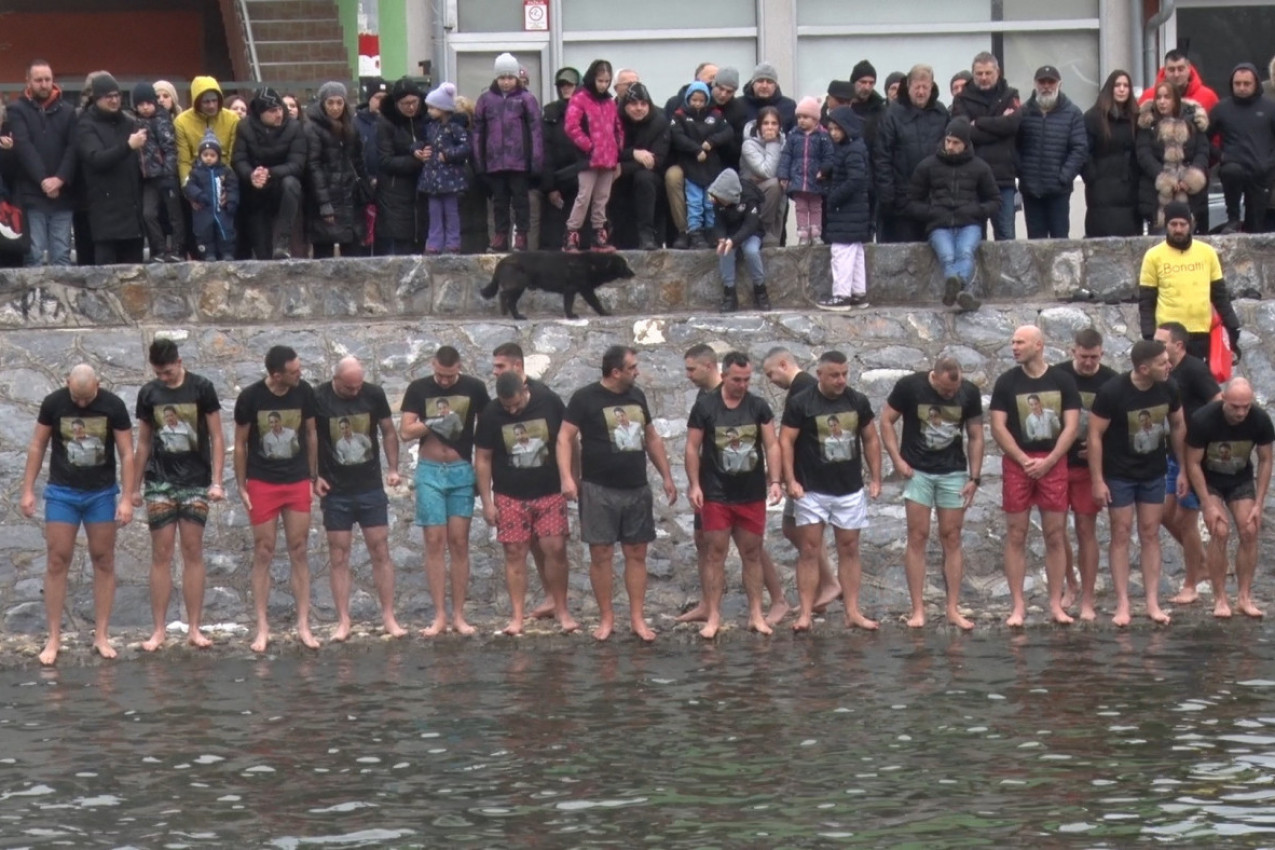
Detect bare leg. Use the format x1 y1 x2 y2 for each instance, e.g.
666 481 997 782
420 525 448 636
40 522 77 666
1205 495 1233 618
1233 499 1264 618
327 529 354 642
85 522 119 659
834 527 878 630
528 538 555 619
589 542 616 640
792 522 824 631
539 535 577 632
1062 515 1078 610
903 500 932 628
736 526 772 635
1166 498 1206 604
698 528 730 639
143 522 177 651
1074 513 1100 621
1136 500 1169 624
760 548 790 625
249 516 279 652
1041 510 1073 625
622 542 655 641
364 525 406 636
813 542 841 612
502 540 530 635
675 526 710 623
283 508 319 649
937 507 973 630
448 516 475 635
1107 504 1134 627
177 519 211 647
1003 510 1030 627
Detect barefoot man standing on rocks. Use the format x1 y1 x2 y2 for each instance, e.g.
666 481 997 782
21 364 134 665
313 356 407 640
780 350 882 632
234 345 320 652
133 339 224 652
989 325 1081 627
1185 377 1274 619
685 351 785 638
558 345 677 641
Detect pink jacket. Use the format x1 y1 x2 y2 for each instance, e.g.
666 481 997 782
565 89 624 169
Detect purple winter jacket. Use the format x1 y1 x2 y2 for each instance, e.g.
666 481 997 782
471 82 543 174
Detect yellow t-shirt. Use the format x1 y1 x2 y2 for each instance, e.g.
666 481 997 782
1138 240 1222 334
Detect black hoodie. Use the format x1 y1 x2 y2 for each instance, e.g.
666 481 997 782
1208 62 1275 173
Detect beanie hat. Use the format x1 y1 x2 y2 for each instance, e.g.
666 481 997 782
714 67 741 91
555 67 581 87
851 60 877 84
131 82 158 106
622 82 652 105
425 82 457 112
363 77 389 100
826 79 855 101
684 81 711 106
951 70 974 89
708 169 742 205
250 86 284 117
317 81 347 105
885 71 906 92
1163 201 1193 224
751 62 779 84
795 96 822 119
945 117 973 146
390 77 423 102
90 73 121 100
197 129 222 156
494 52 520 78
153 80 181 110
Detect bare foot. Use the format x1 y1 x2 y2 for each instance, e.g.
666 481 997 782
1079 604 1097 623
906 611 926 629
188 629 212 649
592 617 614 641
557 612 580 634
1169 586 1200 605
92 638 117 660
1061 581 1078 610
812 586 842 615
699 617 720 640
331 621 352 643
748 614 774 635
765 599 791 627
419 616 448 637
38 637 59 667
792 614 813 632
845 611 879 631
1237 598 1265 619
1005 609 1025 628
947 611 975 631
1050 606 1075 625
530 599 556 620
1214 598 1233 618
632 619 656 642
674 603 708 624
1148 607 1171 625
297 628 321 650
1112 606 1131 628
382 617 408 638
502 618 523 636
453 617 477 637
141 629 166 652
250 631 269 653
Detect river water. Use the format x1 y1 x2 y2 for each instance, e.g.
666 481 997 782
2 627 1275 848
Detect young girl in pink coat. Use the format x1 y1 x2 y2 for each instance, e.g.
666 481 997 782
564 59 624 251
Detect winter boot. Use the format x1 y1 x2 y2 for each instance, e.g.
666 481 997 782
564 229 582 252
591 225 616 252
753 284 771 312
720 285 739 313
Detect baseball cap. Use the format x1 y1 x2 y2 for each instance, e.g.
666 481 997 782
1034 65 1061 82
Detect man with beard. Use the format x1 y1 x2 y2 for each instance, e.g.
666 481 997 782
1138 49 1219 113
8 60 77 266
1015 65 1086 239
174 76 240 187
874 64 949 243
232 87 306 259
538 67 584 250
741 62 797 132
1138 201 1241 366
952 52 1022 241
1208 63 1275 234
611 83 670 249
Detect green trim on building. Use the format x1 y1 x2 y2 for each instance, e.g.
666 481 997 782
379 0 407 79
335 0 359 75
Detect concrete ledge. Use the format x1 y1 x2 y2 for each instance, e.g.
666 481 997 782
0 235 1272 328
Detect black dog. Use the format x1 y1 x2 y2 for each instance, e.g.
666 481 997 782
479 251 635 320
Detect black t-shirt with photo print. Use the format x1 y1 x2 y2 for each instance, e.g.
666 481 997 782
781 385 875 496
1053 360 1119 469
474 387 566 499
38 387 132 491
135 371 221 487
1187 400 1275 491
989 365 1081 454
688 387 775 504
564 381 654 489
400 374 491 462
313 381 393 495
1171 353 1221 419
233 379 316 484
1090 373 1181 481
886 371 983 475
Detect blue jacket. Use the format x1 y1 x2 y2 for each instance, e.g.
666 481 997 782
778 127 834 195
417 117 470 195
354 107 380 180
1016 92 1087 197
183 162 238 241
822 108 872 244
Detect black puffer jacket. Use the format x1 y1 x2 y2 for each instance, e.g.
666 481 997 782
619 108 671 177
75 104 143 242
1015 92 1087 197
231 112 307 191
951 79 1022 187
7 90 77 214
1208 63 1275 173
848 91 888 160
741 83 798 131
873 84 949 213
906 142 1000 234
822 107 872 244
1082 105 1140 237
304 102 371 245
540 96 586 193
375 88 428 243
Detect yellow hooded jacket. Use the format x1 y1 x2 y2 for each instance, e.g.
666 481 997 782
174 76 240 184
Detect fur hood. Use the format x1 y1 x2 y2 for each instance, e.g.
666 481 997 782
1137 97 1208 132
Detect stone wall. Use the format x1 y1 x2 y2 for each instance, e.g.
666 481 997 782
0 239 1272 635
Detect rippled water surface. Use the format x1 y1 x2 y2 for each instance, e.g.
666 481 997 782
4 627 1275 847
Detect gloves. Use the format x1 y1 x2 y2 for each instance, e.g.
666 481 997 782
1228 326 1242 362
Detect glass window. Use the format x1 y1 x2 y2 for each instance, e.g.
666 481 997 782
458 0 526 32
563 39 759 109
1002 0 1098 20
797 0 988 27
1003 31 1100 110
563 0 756 30
455 52 544 106
794 34 991 101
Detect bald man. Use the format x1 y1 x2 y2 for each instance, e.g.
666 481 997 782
21 364 135 665
313 356 406 640
1185 378 1274 619
989 326 1081 626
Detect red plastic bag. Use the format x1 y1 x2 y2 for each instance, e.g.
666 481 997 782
1209 307 1232 384
362 204 377 248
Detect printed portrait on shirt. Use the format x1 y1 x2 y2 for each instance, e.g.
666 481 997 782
330 413 373 465
258 409 302 460
425 396 467 441
920 404 961 451
716 424 758 474
503 419 550 469
818 411 858 462
1206 440 1251 475
63 416 108 467
154 403 199 454
1128 405 1169 455
1077 392 1098 442
1017 391 1062 441
606 405 646 452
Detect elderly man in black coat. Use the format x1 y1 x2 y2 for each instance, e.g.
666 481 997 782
1016 66 1087 239
232 87 307 259
874 64 949 243
951 52 1023 241
76 73 147 265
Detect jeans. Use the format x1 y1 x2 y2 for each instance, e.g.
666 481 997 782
719 235 764 289
1022 192 1070 239
426 193 461 252
992 186 1017 241
686 182 715 232
25 209 72 266
928 224 982 286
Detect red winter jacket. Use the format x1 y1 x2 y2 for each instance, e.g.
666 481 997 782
1137 66 1219 114
565 89 624 169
